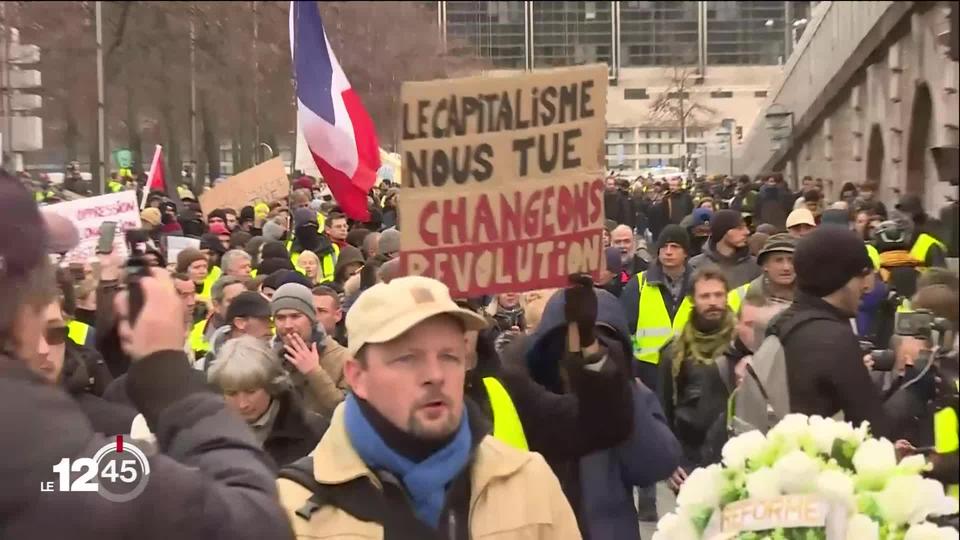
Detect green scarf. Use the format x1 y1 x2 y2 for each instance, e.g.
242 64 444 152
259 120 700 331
671 308 736 405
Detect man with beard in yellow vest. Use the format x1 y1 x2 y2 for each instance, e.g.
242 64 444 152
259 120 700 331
620 224 693 391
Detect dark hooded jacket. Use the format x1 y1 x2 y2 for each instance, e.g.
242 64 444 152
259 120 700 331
517 288 636 535
262 389 330 467
689 241 761 289
59 344 137 435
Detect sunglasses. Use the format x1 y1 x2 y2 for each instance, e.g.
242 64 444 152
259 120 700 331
45 325 69 346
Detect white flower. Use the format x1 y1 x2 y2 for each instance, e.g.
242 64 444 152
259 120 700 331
845 514 880 540
772 450 820 493
808 415 857 455
903 522 959 540
652 511 699 540
722 430 767 470
816 469 856 509
767 413 811 450
675 464 725 511
852 437 897 483
745 467 781 500
897 454 931 476
874 475 954 525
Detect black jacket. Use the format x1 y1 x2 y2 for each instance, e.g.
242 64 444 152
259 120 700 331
0 351 293 540
777 293 900 438
60 346 136 436
504 288 634 535
657 340 731 469
664 190 694 225
263 390 329 467
604 190 635 229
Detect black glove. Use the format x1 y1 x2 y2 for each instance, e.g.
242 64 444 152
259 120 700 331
563 273 597 348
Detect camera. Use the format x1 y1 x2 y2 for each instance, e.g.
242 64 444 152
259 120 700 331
895 310 952 349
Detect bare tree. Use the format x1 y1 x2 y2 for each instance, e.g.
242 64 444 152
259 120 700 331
647 43 717 170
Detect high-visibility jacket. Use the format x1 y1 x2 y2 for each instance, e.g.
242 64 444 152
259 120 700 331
197 265 222 303
866 244 881 270
188 319 211 356
633 271 691 365
67 320 96 348
291 243 339 282
107 180 123 193
910 233 946 268
482 377 528 451
34 190 55 202
728 282 751 314
934 379 959 500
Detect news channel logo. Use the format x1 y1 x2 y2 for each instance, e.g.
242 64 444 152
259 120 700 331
42 436 150 502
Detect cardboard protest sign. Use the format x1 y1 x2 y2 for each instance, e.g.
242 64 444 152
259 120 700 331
398 64 607 297
42 191 142 263
200 157 289 214
167 236 201 267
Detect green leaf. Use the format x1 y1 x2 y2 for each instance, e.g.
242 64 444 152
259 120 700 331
690 507 714 534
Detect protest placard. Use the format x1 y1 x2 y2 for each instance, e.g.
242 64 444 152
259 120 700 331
398 64 607 297
200 157 289 214
167 236 201 267
42 191 142 263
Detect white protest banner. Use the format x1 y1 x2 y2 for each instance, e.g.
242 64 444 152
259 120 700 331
167 236 201 267
200 157 289 214
398 64 608 297
42 191 142 263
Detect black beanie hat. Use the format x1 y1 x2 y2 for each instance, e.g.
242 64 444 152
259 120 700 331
239 205 255 223
795 227 872 297
710 209 744 244
261 240 289 261
657 224 690 253
257 257 295 277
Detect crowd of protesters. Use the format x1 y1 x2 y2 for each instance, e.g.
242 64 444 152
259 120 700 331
1 163 956 540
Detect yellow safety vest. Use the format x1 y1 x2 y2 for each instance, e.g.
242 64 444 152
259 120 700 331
634 271 691 364
197 265 222 303
67 320 95 348
865 244 880 271
293 243 339 282
909 233 946 267
107 180 123 193
189 319 211 354
933 380 960 500
727 282 751 314
482 377 528 451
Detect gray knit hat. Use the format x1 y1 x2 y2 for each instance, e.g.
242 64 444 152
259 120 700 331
378 227 401 257
262 219 286 242
270 283 317 324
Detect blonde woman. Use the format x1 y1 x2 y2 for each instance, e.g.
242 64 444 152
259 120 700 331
296 250 322 284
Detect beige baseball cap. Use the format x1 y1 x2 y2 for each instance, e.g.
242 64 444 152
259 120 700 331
345 275 488 357
786 208 816 229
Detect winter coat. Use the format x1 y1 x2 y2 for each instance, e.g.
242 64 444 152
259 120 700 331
755 185 793 230
604 190 635 229
657 340 732 469
271 326 350 417
578 382 681 540
519 288 635 535
777 293 901 438
0 351 293 540
277 402 581 540
665 190 694 225
59 347 137 436
262 389 329 467
689 242 761 290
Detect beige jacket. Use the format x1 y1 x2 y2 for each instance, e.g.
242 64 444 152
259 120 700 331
290 335 350 418
278 404 582 540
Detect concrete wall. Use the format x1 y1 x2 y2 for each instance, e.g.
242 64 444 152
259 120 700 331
735 1 959 214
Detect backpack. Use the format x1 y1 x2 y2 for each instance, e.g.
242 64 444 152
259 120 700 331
728 312 828 435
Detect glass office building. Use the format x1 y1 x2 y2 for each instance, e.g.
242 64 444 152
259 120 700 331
440 1 810 70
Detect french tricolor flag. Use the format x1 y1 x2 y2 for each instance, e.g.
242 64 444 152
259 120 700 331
290 1 380 221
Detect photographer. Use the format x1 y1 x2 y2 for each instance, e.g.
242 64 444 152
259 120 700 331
892 284 960 499
0 176 293 539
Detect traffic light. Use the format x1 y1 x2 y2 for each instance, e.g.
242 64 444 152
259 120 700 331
1 27 43 169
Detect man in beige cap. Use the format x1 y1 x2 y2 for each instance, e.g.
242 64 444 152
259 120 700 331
278 276 580 539
785 207 817 239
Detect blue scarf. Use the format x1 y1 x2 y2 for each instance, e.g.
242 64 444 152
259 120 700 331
343 393 472 528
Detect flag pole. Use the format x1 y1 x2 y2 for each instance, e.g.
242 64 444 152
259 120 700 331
140 144 162 209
